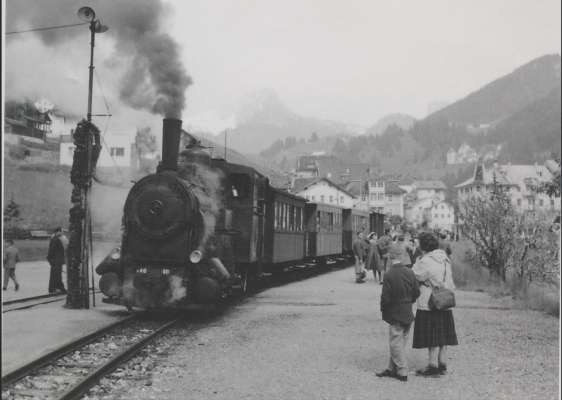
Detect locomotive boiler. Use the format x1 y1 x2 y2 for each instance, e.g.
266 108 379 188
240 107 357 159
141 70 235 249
96 118 232 309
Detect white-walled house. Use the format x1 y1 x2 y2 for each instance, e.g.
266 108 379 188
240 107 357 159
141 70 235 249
60 130 136 168
412 180 447 201
368 179 386 213
429 201 455 231
384 181 406 217
293 177 356 208
456 160 561 214
405 197 435 227
48 113 78 139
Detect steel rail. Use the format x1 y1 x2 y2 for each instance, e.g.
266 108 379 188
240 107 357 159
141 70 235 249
57 317 182 400
2 292 66 306
2 290 102 313
1 314 137 386
2 297 67 313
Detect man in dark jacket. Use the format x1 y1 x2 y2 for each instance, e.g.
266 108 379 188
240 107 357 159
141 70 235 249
47 227 67 294
352 231 367 283
376 244 420 382
376 228 393 284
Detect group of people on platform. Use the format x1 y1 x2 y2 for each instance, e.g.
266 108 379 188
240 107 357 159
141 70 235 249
352 228 458 382
3 227 68 294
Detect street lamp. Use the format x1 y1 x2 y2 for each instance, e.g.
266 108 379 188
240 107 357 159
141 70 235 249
77 6 108 122
67 7 108 309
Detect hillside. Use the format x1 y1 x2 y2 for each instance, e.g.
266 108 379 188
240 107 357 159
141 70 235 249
364 113 416 136
428 54 561 125
330 54 561 175
3 158 129 233
487 85 561 162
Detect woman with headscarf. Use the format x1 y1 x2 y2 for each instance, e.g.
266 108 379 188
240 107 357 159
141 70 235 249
366 232 381 282
412 232 458 376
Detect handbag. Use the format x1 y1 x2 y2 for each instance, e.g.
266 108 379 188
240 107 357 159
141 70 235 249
428 260 455 311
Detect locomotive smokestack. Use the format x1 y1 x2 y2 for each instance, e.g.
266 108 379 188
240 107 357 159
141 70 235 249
158 118 182 172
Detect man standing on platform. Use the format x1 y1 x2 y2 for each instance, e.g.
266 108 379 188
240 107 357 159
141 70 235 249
3 239 20 291
47 227 67 294
376 244 420 382
352 231 367 283
376 228 393 284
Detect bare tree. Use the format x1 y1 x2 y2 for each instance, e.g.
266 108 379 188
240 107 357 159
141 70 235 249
458 177 517 281
508 213 560 292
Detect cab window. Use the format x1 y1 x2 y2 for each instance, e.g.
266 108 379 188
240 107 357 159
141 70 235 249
229 173 251 199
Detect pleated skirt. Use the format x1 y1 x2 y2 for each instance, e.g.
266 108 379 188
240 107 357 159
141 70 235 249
413 309 458 348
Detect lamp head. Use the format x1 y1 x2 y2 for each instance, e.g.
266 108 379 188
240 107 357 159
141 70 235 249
94 20 108 33
77 6 96 22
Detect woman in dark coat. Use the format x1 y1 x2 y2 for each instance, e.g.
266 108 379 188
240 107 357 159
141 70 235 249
411 232 458 376
366 233 382 282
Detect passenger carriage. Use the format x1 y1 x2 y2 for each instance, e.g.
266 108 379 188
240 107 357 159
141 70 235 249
263 187 307 272
342 208 370 254
304 202 343 262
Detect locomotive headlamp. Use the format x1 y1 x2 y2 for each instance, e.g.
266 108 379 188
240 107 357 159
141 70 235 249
189 250 202 264
162 268 171 276
136 267 148 274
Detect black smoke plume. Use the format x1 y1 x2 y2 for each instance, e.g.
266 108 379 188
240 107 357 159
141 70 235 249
6 0 192 118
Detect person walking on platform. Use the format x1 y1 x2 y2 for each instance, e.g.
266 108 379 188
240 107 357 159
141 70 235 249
397 235 414 267
47 227 67 294
352 231 367 283
3 239 20 291
376 244 420 382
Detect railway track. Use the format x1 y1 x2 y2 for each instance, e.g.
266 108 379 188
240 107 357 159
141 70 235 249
1 257 352 399
1 313 183 400
2 293 67 313
2 291 103 314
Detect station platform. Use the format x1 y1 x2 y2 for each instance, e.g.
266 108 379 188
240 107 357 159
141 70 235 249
1 244 129 376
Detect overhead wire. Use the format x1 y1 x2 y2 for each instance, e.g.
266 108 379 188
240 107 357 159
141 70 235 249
6 22 88 35
91 70 130 187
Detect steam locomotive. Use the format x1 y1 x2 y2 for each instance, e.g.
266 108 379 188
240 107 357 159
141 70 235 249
96 118 384 309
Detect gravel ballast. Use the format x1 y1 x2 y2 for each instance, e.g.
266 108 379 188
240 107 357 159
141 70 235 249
116 267 559 400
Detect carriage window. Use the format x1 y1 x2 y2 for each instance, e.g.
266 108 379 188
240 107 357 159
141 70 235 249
296 207 302 231
274 202 280 229
328 212 334 232
289 205 295 231
229 173 251 198
316 211 321 231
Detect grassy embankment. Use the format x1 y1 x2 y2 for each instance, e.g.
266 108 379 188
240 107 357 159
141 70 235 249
450 239 559 317
4 159 129 233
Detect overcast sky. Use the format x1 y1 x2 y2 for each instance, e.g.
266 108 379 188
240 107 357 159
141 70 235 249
3 0 561 131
